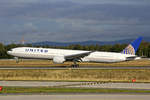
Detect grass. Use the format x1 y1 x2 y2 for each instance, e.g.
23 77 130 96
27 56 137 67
0 59 150 67
0 59 149 82
0 69 150 82
0 87 150 94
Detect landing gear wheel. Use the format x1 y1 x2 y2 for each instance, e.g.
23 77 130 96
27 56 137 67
76 64 79 68
71 64 79 68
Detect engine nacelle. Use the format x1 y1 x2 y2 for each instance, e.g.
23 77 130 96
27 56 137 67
53 56 65 64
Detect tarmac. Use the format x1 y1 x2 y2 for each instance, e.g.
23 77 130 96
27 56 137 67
1 81 150 90
0 94 150 100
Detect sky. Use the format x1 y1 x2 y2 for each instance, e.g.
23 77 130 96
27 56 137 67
0 0 150 44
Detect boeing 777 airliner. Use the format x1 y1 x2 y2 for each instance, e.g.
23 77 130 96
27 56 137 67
7 37 142 67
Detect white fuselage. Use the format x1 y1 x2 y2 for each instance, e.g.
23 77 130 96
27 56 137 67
7 47 136 63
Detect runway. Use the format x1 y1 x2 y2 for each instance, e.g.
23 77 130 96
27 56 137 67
0 94 150 100
1 81 150 90
0 66 150 69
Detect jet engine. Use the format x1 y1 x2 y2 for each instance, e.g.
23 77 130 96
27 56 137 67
53 56 65 64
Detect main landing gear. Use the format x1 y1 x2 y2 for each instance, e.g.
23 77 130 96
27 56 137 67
71 60 79 68
71 64 79 68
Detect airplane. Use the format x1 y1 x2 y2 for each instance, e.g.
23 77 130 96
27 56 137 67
7 37 142 67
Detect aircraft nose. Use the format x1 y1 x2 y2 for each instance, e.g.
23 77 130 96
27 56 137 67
7 51 12 54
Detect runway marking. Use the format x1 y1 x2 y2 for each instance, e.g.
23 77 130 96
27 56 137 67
0 81 150 90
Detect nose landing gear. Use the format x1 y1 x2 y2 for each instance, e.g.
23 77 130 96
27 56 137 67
14 57 19 63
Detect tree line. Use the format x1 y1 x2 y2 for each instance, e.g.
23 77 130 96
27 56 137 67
0 41 150 59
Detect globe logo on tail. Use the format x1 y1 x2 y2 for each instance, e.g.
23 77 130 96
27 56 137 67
122 44 135 55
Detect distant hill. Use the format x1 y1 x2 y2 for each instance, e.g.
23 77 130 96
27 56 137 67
32 37 150 46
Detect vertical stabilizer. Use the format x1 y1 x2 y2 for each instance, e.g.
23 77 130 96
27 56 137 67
122 37 142 55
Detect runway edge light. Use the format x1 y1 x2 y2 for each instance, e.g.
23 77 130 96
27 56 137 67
0 86 3 91
132 79 136 83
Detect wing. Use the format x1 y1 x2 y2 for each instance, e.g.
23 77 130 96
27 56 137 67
65 51 93 61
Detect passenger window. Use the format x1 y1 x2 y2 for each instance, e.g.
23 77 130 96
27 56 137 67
30 49 33 52
25 49 29 52
44 50 48 53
